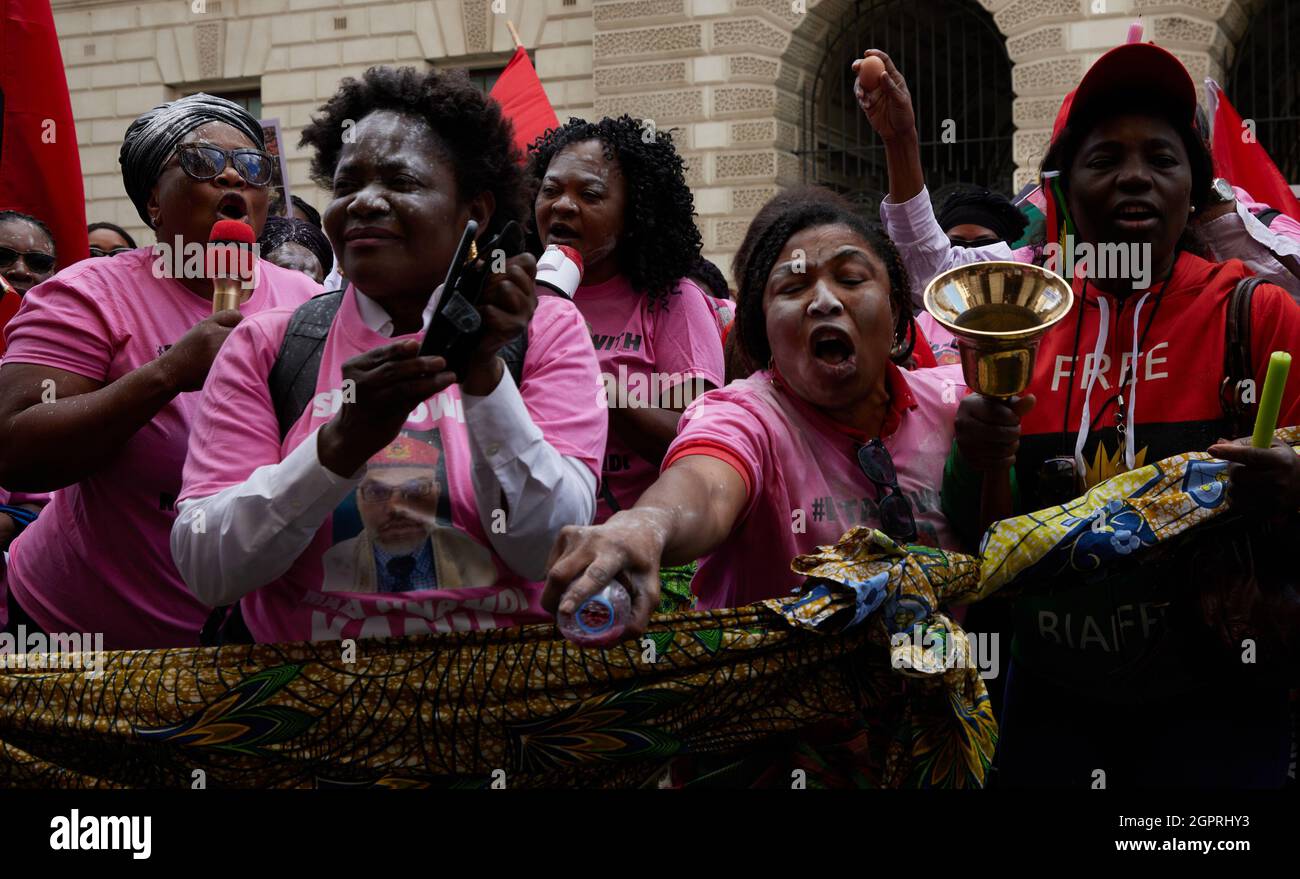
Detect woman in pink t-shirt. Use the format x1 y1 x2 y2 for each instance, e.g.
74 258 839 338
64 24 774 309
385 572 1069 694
170 67 605 644
0 93 319 648
530 117 725 522
544 186 965 635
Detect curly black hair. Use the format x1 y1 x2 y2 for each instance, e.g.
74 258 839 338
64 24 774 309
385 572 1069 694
1041 90 1213 256
299 66 529 238
0 210 56 258
936 187 1029 244
526 115 702 304
731 185 914 369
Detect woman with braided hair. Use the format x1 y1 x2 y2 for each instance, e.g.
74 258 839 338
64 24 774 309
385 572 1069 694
530 116 725 523
544 186 966 638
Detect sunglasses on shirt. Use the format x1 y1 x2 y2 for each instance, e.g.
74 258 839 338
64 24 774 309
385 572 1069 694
174 143 275 187
358 478 435 504
89 246 132 258
855 439 919 543
0 246 55 274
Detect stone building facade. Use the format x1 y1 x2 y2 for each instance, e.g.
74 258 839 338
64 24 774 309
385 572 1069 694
54 0 1271 272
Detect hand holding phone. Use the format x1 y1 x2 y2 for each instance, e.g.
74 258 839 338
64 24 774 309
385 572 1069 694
420 220 535 391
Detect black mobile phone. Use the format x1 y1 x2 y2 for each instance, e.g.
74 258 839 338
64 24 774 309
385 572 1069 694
419 219 480 364
419 219 526 378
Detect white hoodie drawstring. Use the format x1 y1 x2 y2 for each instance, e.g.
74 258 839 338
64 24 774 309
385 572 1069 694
1072 291 1151 475
1073 296 1109 474
1122 292 1151 471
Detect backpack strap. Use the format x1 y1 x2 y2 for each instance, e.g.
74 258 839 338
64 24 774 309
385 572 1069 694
1220 276 1264 438
268 288 346 441
1255 208 1283 228
498 330 528 388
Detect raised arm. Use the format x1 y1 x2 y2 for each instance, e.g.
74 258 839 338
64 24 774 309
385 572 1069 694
853 49 924 205
854 49 1022 306
541 454 747 638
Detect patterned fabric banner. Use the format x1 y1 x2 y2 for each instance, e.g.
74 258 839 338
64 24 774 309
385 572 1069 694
1 428 1294 789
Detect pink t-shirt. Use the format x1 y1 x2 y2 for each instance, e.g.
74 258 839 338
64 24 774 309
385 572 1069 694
663 364 965 610
573 276 724 521
180 286 606 643
2 249 320 648
915 311 960 366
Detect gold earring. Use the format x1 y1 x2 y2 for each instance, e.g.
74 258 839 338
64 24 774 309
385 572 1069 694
468 240 478 261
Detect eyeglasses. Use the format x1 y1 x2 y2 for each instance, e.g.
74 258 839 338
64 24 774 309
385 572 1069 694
174 143 274 187
0 246 55 274
856 439 918 543
89 246 132 258
358 478 435 504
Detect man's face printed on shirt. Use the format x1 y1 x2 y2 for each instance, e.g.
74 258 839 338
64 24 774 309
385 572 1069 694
356 464 440 554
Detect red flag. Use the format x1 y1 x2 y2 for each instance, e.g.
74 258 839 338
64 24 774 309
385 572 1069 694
489 46 559 161
0 0 89 270
1209 81 1300 222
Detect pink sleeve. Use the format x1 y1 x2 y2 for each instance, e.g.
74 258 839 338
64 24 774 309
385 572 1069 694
665 389 768 521
2 272 118 381
1264 212 1300 245
650 279 725 390
518 297 609 480
179 312 291 502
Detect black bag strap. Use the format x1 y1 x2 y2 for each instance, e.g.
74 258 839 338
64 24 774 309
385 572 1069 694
1220 275 1264 438
269 288 346 441
1256 208 1283 228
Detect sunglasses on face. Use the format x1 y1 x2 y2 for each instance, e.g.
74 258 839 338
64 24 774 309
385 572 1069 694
856 439 919 543
174 143 274 187
0 246 55 274
89 246 132 258
358 478 435 504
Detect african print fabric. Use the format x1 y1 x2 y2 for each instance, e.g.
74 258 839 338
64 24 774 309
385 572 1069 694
0 429 1295 788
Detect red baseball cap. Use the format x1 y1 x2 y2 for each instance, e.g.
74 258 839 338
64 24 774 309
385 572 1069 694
1051 42 1198 142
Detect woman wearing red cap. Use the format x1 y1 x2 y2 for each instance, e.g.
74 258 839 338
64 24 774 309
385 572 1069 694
861 45 1300 787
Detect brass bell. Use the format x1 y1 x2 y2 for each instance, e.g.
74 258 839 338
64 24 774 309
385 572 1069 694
923 261 1074 399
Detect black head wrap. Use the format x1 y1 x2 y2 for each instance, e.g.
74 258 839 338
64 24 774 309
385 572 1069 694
258 216 334 276
936 188 1029 244
119 93 264 227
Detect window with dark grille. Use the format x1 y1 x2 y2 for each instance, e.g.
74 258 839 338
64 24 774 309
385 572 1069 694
795 0 1014 214
1227 0 1300 186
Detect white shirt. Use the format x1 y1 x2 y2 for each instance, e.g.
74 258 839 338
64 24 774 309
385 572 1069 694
171 288 597 607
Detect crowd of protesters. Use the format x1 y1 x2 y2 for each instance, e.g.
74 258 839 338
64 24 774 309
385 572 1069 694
0 37 1298 788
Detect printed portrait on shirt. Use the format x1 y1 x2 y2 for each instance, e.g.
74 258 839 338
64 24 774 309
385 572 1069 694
321 431 495 594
